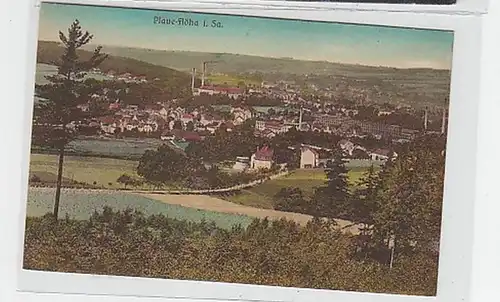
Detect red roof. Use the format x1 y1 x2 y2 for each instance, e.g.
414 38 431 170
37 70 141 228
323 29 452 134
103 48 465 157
98 116 115 124
171 129 201 141
254 146 274 161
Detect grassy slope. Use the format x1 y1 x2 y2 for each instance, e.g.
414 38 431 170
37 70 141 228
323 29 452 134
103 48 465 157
29 154 139 189
222 168 368 209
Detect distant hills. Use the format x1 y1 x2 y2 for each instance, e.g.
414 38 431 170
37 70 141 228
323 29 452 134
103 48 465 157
37 41 194 98
82 44 450 76
80 44 450 108
36 40 451 108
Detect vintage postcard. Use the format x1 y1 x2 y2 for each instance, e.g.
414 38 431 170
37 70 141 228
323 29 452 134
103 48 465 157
23 2 453 296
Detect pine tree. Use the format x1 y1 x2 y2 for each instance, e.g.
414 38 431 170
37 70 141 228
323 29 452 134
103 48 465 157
32 20 107 219
311 148 350 218
352 164 379 232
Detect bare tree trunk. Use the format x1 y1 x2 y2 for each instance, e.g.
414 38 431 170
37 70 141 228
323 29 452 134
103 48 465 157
53 145 65 219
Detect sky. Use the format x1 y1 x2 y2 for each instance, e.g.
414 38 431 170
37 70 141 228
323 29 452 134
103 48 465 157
37 3 454 70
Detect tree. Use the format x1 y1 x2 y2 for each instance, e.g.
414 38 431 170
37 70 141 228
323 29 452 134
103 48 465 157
273 187 307 213
137 145 203 184
371 135 445 265
351 164 379 231
311 148 350 218
117 174 134 189
32 20 107 219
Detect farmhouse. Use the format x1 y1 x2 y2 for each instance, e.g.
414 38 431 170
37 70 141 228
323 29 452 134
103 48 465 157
250 146 274 170
300 147 319 169
300 146 336 168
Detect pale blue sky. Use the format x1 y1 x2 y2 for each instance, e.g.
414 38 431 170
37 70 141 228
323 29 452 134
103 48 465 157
38 3 454 69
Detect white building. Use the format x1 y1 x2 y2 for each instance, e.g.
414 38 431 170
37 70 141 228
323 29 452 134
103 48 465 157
233 156 250 171
232 107 253 125
250 146 274 170
300 147 319 169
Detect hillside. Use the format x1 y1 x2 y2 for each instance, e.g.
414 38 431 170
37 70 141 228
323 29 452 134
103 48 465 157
80 44 451 108
37 41 194 98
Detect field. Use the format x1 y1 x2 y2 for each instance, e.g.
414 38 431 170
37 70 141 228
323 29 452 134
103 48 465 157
222 168 368 209
29 153 139 188
26 187 254 229
206 74 260 87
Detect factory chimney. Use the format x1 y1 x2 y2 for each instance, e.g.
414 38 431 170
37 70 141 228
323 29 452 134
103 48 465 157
298 108 303 130
423 107 428 132
201 62 206 87
191 68 196 91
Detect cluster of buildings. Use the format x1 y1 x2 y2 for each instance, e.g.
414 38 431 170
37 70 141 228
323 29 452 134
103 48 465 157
89 68 150 83
253 107 442 143
232 140 396 173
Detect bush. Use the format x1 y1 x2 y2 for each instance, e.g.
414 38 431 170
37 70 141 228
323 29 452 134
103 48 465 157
23 208 438 296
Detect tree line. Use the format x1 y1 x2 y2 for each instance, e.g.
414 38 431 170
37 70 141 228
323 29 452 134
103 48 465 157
273 134 446 262
23 207 439 296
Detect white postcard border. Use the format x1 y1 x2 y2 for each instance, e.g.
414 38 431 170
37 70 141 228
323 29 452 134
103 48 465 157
1 1 498 302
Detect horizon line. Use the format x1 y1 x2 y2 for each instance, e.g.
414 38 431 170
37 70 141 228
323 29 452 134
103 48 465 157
38 39 452 72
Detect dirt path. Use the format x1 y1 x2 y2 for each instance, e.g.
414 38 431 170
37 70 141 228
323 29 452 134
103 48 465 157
137 193 361 234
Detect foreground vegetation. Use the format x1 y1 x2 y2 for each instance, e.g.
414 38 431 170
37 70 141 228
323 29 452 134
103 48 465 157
24 208 438 296
223 168 367 209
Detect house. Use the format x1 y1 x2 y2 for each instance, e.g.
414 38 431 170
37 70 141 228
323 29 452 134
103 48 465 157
300 145 336 168
232 107 253 125
338 139 355 156
233 156 250 171
300 147 319 169
181 113 194 125
200 113 224 126
194 86 244 99
250 146 274 170
255 119 289 135
369 149 396 161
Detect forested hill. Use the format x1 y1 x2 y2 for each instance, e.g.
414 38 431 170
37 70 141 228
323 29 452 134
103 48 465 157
36 41 194 98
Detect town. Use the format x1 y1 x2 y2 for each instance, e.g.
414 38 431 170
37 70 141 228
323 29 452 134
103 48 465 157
70 60 448 173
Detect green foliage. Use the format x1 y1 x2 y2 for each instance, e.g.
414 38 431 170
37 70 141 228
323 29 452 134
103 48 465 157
137 145 201 183
116 174 135 189
311 148 351 218
33 21 107 149
351 164 379 228
32 20 107 219
371 135 445 255
23 208 438 296
273 187 308 213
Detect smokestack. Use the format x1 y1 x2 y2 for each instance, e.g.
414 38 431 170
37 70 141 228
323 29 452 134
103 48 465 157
201 62 206 87
424 107 428 132
441 108 446 134
191 68 196 91
299 108 303 130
